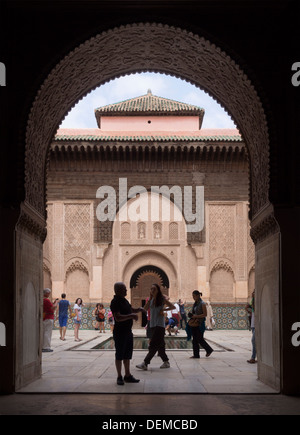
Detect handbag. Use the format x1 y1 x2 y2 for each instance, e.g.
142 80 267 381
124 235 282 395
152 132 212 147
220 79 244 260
188 317 201 327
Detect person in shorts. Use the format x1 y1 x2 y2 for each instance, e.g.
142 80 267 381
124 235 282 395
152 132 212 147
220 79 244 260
107 310 115 332
110 282 145 385
74 298 83 342
58 293 72 341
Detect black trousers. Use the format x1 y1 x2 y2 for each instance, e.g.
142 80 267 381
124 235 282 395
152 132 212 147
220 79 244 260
191 327 213 358
144 326 169 365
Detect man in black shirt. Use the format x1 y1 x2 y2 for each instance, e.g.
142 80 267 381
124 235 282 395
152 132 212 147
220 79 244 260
110 282 145 385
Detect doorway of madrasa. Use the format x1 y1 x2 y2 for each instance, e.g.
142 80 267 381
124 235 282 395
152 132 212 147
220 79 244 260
129 265 170 311
10 22 287 395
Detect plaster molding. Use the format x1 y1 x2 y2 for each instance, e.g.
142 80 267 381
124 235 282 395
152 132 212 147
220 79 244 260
15 201 47 242
250 202 280 244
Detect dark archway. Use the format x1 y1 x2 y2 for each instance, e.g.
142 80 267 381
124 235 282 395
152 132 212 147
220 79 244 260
130 265 170 327
130 265 170 289
12 22 281 393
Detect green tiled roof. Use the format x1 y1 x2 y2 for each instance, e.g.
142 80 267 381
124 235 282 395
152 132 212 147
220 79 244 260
95 90 204 114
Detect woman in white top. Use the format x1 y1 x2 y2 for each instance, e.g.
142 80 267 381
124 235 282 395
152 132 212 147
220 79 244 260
74 298 83 342
136 284 175 370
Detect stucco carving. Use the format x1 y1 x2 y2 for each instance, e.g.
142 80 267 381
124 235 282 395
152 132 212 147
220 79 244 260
250 202 280 244
16 201 47 242
210 259 235 276
25 23 269 222
64 203 90 262
65 260 89 277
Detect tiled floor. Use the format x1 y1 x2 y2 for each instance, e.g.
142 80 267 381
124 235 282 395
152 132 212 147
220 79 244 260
17 329 277 394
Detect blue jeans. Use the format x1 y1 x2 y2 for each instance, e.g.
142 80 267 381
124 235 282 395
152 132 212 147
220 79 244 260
251 327 256 360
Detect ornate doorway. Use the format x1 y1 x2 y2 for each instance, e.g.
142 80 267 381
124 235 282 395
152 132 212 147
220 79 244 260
130 265 169 327
130 265 169 307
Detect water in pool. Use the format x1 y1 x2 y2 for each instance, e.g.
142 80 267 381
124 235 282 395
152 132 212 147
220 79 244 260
92 336 194 350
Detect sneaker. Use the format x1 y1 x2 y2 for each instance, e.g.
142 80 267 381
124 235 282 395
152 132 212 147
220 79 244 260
117 376 124 385
160 361 170 369
136 362 148 370
124 375 140 383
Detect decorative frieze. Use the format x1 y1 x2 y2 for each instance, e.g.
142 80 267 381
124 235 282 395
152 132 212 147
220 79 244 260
15 201 47 242
49 142 247 173
250 202 280 244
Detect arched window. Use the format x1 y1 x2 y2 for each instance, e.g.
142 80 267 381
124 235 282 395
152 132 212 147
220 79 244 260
153 222 162 239
138 222 146 239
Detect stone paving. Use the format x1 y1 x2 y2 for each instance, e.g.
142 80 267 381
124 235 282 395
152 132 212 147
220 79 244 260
18 329 277 394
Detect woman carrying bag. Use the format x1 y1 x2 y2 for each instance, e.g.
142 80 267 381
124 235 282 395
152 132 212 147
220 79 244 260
188 290 214 359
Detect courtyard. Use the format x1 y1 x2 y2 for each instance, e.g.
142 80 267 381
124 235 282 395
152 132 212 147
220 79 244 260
18 329 276 394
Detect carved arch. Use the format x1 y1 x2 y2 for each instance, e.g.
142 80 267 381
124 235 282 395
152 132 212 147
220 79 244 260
65 259 89 279
210 259 235 278
25 22 269 222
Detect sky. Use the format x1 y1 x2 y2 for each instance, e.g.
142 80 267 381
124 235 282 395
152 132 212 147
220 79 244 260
59 72 236 129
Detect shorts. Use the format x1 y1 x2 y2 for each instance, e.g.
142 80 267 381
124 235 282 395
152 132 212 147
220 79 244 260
74 319 81 325
113 331 133 360
59 315 68 327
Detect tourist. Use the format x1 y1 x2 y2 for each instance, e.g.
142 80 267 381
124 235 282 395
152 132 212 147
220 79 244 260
188 290 214 358
136 283 176 371
93 303 101 330
42 288 59 352
107 310 114 332
205 301 215 330
165 316 179 335
110 282 145 385
94 303 105 332
144 296 152 339
166 299 181 330
245 299 252 331
98 303 106 333
172 301 181 328
247 290 256 364
178 298 187 329
74 298 83 342
58 293 72 341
